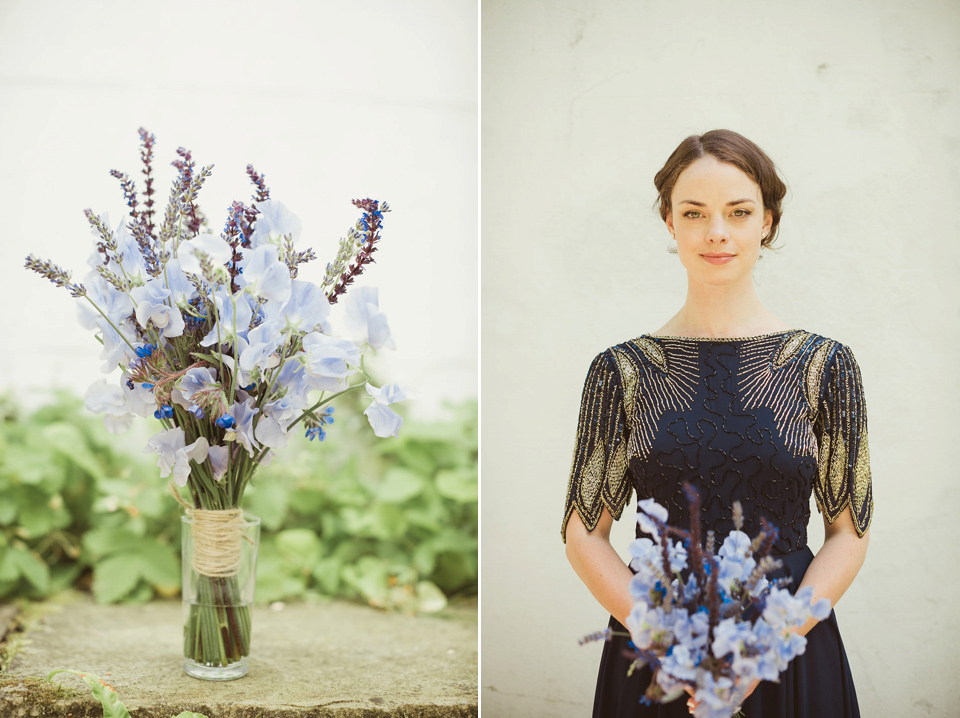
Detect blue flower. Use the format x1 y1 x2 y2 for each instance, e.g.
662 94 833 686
305 426 327 441
216 414 236 429
154 405 174 419
135 343 156 358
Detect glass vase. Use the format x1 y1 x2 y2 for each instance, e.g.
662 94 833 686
181 512 260 680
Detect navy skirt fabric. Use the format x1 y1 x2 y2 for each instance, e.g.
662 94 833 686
592 546 860 718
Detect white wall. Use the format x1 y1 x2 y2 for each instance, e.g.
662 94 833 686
481 1 960 716
0 0 478 417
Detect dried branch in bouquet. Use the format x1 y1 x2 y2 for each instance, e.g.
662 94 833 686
172 147 207 237
84 209 118 266
138 127 157 238
246 164 270 203
222 201 246 293
109 169 139 224
24 255 85 297
325 199 391 304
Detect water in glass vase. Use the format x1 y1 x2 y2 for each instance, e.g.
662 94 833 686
181 513 260 680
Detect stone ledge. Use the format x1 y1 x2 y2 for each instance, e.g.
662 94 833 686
0 594 477 718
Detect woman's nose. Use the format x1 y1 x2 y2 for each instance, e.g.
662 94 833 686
705 217 730 242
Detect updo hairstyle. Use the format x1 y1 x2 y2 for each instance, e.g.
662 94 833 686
653 130 787 249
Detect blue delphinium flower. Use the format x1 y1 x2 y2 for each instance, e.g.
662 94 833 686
304 407 335 441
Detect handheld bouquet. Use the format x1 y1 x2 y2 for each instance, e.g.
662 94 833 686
585 484 830 718
25 128 404 677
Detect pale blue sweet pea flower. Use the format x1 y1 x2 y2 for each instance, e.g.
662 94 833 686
363 382 406 438
227 398 260 457
636 498 669 540
274 279 331 335
77 273 138 371
795 585 832 621
626 600 653 650
341 286 395 350
130 278 185 338
668 539 689 574
85 216 149 286
163 258 198 306
301 332 360 391
239 321 284 374
78 269 134 328
170 367 219 416
254 416 288 449
84 379 135 434
718 530 753 562
658 642 698 686
262 393 307 429
206 444 230 482
200 287 255 347
692 672 737 718
268 361 312 404
144 428 208 487
178 367 218 401
98 317 139 373
178 232 233 277
239 244 291 304
248 199 302 248
363 400 403 439
673 607 710 651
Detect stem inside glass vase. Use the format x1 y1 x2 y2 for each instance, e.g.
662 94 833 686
181 513 260 681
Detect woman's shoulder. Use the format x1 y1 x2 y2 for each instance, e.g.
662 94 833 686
584 329 861 375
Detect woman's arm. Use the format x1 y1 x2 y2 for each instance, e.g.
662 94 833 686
793 507 870 636
565 507 635 626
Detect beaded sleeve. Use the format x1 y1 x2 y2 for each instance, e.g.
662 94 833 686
561 350 632 542
812 343 873 536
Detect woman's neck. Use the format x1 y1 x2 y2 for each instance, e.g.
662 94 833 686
657 280 789 338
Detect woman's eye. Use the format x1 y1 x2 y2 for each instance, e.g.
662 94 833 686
683 211 702 219
732 209 752 217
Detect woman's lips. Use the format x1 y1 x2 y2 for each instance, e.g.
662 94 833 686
701 253 735 265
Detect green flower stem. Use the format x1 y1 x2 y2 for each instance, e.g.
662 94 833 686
229 293 239 402
81 296 139 356
287 380 369 432
184 570 251 668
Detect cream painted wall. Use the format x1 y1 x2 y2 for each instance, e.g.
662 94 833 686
0 0 477 417
482 1 960 716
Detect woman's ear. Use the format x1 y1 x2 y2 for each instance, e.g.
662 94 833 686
665 212 674 236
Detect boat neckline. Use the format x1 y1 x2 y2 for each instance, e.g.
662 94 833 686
640 329 803 342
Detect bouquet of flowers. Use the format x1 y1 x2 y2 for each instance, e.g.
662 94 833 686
586 484 830 718
25 128 404 674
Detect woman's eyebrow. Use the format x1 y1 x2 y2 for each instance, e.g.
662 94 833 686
678 198 757 206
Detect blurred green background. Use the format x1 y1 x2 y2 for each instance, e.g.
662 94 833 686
0 392 477 613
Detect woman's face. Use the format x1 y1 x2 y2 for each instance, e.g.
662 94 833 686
664 155 773 288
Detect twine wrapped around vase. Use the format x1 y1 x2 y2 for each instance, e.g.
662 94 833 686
169 483 249 578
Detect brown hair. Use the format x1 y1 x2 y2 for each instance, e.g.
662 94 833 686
654 130 787 248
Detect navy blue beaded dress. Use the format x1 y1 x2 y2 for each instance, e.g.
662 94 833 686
562 330 872 718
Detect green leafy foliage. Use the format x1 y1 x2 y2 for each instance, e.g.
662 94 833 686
249 395 478 611
47 669 210 718
0 393 477 611
46 669 135 718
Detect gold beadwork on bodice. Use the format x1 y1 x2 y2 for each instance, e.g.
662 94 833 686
561 331 873 543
